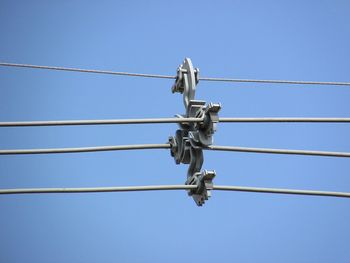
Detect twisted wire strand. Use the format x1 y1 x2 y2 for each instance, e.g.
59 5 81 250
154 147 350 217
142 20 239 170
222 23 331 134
1 62 350 86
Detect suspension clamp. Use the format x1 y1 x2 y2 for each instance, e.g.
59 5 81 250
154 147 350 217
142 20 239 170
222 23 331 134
186 170 216 206
169 58 221 206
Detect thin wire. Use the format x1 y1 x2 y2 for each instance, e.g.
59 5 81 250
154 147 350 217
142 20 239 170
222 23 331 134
0 117 203 127
0 144 170 155
0 185 196 194
0 184 349 198
1 62 350 86
1 117 350 127
0 62 175 79
219 117 350 123
199 77 350 86
207 145 350 158
213 185 350 198
1 144 350 157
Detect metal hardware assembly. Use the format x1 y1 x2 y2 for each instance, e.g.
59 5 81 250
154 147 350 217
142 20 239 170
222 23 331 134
186 170 216 206
169 58 221 206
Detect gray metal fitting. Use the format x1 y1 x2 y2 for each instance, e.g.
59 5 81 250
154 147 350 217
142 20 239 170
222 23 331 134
168 130 191 165
171 58 198 115
194 102 222 146
169 58 221 206
186 170 216 206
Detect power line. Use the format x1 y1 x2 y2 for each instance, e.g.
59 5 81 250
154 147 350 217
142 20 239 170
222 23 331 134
0 117 203 127
0 144 170 155
0 62 175 79
207 145 350 158
1 117 350 127
219 117 350 123
213 185 350 198
1 143 350 158
0 184 349 198
0 185 196 194
3 59 350 207
1 62 350 86
200 77 350 86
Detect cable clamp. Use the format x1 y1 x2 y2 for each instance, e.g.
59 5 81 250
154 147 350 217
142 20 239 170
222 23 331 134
169 58 221 206
193 102 221 146
172 63 199 95
186 170 216 206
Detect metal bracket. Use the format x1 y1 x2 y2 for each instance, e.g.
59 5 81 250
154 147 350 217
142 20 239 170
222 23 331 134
171 58 199 116
169 58 221 206
193 102 221 146
186 170 216 206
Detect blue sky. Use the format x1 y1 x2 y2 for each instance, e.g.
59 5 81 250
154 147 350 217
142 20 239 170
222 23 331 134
1 1 350 262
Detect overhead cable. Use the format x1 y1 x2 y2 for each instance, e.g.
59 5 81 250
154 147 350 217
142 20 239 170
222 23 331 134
0 185 196 194
0 117 203 127
1 62 350 86
219 117 350 123
0 144 170 155
1 117 350 127
1 143 350 158
0 184 349 198
0 62 175 79
207 145 350 158
213 185 350 198
199 77 350 86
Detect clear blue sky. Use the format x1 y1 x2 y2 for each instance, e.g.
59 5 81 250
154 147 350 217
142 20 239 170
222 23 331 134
1 1 350 262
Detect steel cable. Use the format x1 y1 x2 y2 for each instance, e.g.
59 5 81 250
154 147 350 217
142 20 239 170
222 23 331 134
213 185 350 198
1 144 350 158
0 117 203 127
219 117 350 123
2 117 350 127
207 145 350 158
0 184 349 198
0 185 196 194
0 144 171 155
1 62 350 86
199 77 350 86
0 62 175 79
